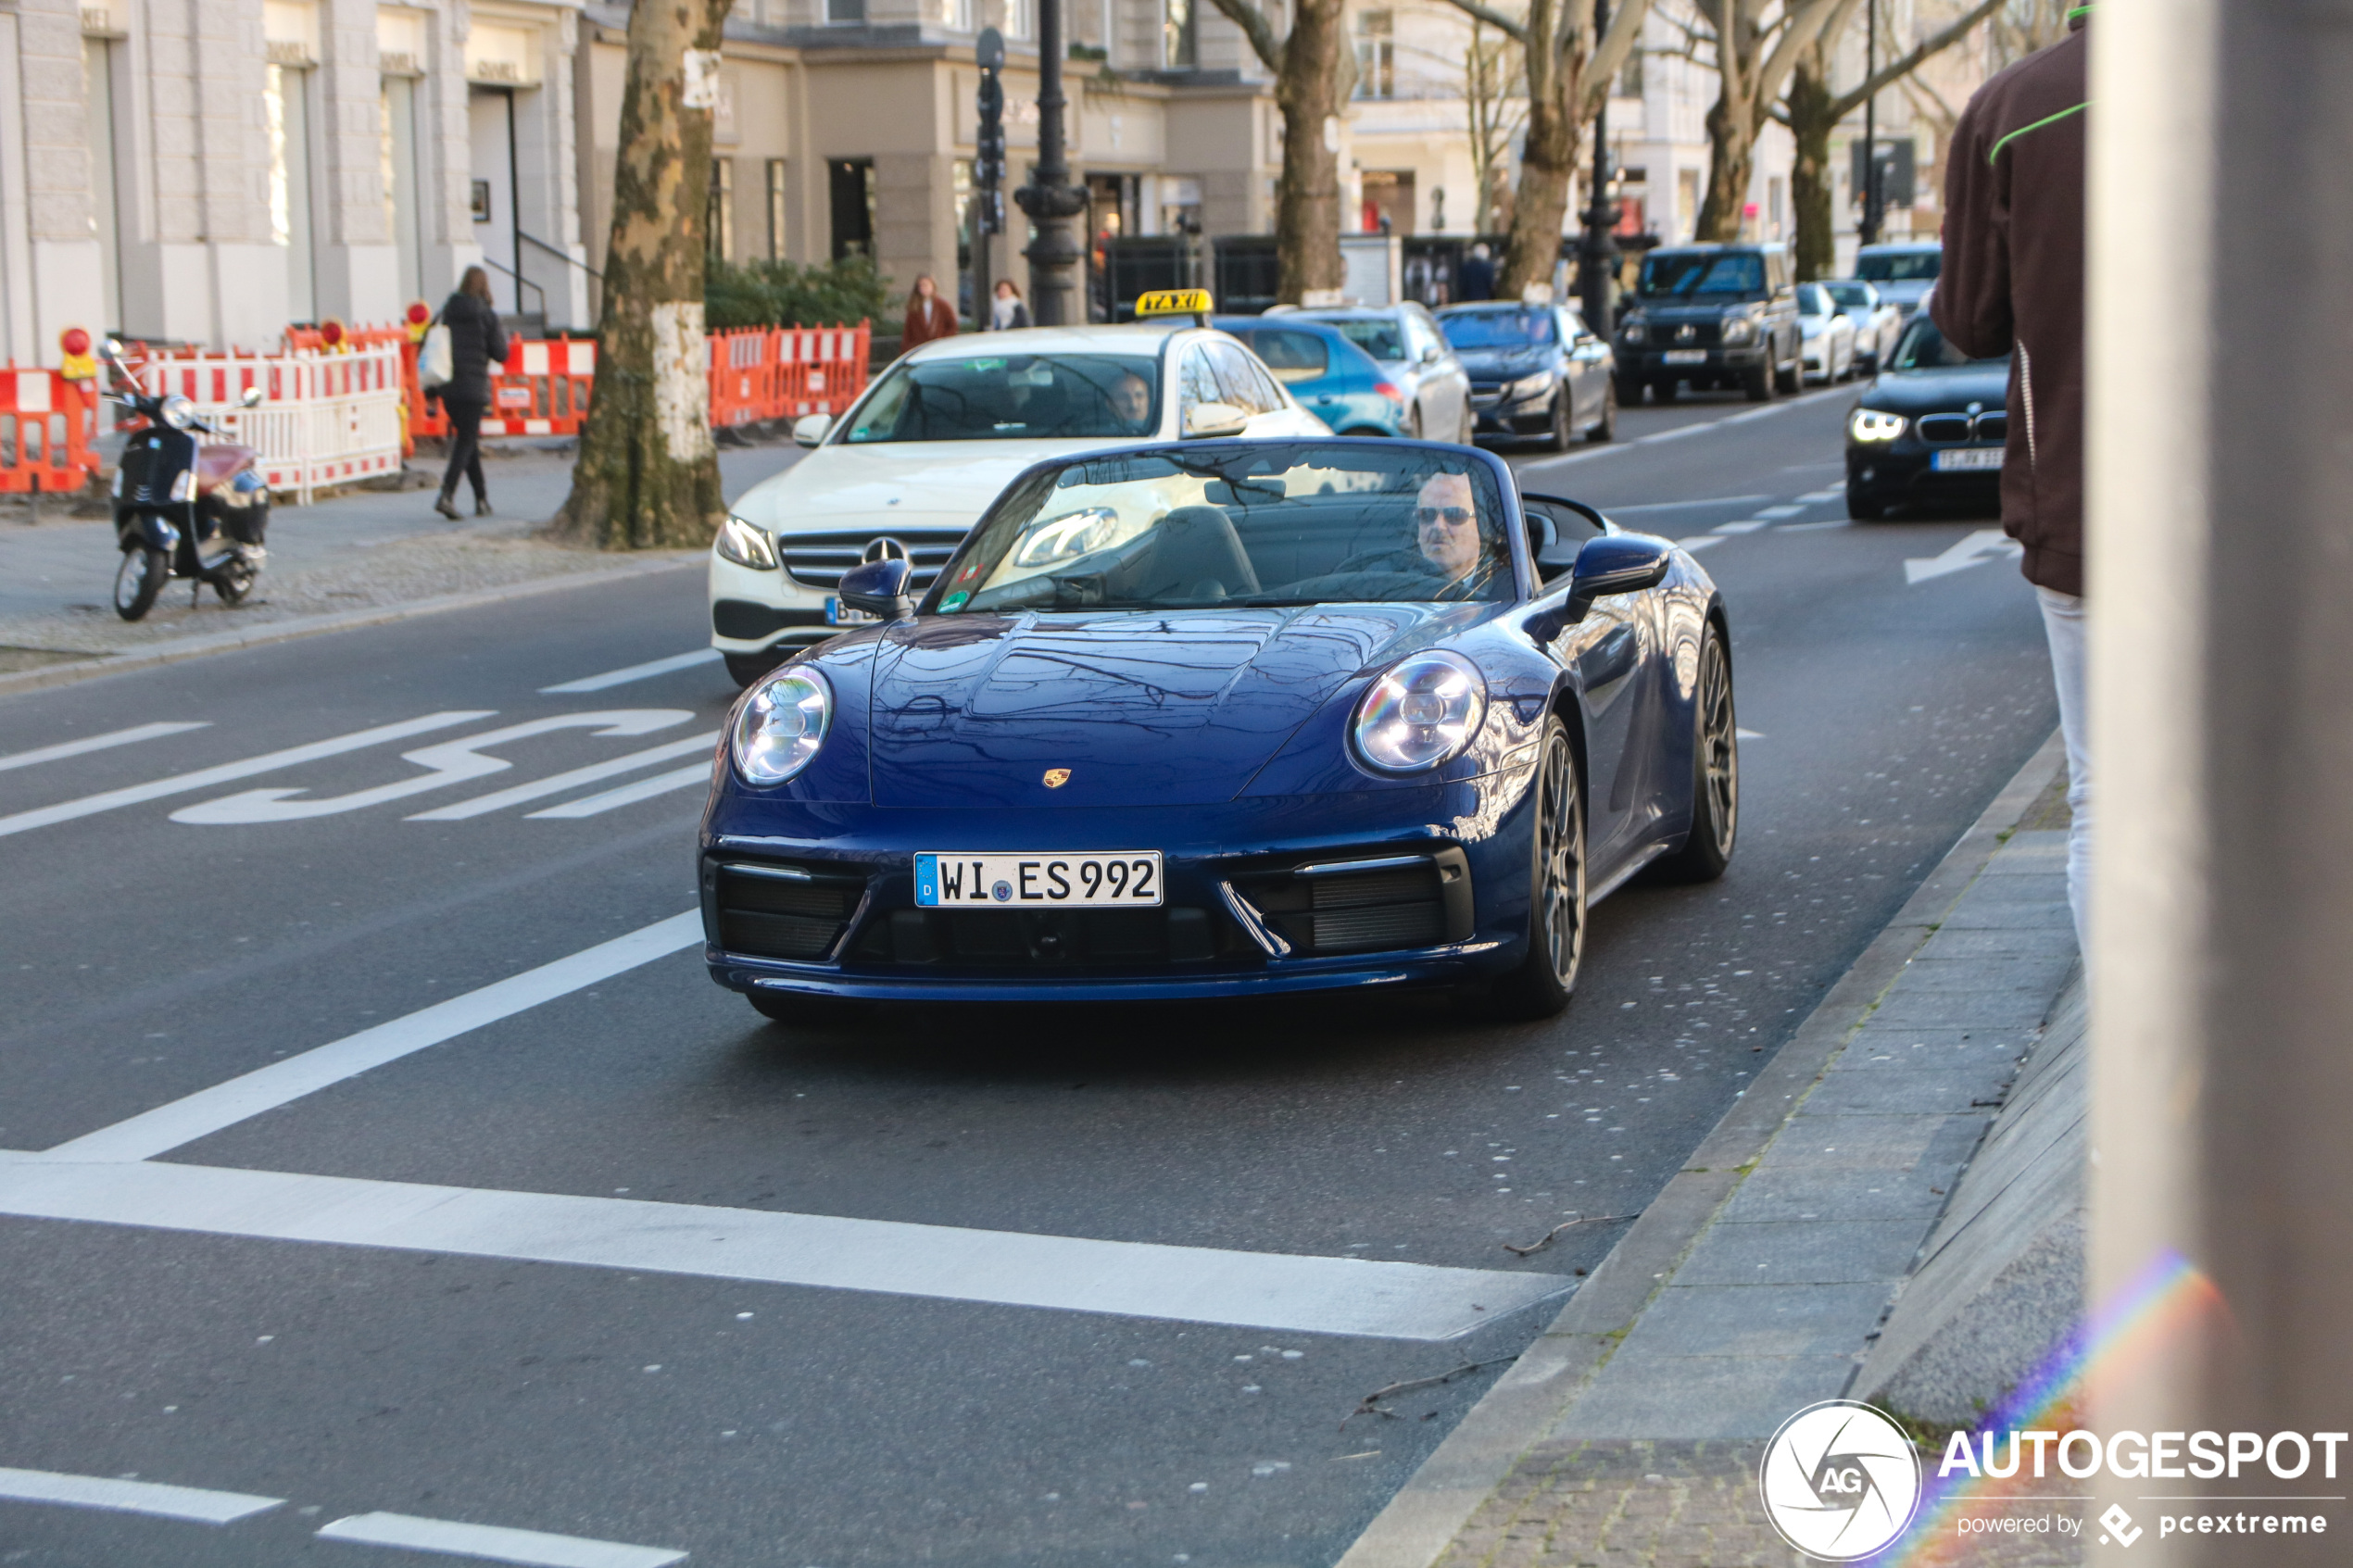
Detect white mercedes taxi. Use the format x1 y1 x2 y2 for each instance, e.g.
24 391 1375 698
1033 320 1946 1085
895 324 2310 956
709 294 1331 684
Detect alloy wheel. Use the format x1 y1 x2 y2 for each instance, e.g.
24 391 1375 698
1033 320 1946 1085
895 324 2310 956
1696 635 1738 859
1536 733 1587 988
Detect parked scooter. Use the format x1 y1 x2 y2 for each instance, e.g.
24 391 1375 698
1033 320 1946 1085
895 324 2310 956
97 339 271 621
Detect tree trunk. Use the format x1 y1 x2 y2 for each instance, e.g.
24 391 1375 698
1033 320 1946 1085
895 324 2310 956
1271 0 1349 303
1694 90 1755 243
1501 43 1576 298
547 0 727 550
1788 49 1836 280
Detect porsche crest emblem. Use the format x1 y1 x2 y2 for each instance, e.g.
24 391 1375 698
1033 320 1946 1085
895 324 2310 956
1042 768 1073 788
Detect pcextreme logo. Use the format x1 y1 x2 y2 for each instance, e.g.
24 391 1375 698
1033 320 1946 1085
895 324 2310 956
1759 1400 1924 1561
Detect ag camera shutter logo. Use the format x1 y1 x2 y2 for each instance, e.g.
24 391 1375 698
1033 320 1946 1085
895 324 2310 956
1759 1400 1923 1560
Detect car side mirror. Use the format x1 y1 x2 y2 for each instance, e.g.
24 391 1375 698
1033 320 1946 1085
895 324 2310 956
1568 534 1671 612
1420 344 1444 364
1183 401 1251 438
792 413 833 448
836 557 914 620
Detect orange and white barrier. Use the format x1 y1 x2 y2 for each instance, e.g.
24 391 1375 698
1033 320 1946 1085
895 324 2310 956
137 343 406 504
0 368 103 494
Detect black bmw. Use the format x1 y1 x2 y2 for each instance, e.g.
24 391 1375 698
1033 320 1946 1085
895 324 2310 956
1843 310 2010 521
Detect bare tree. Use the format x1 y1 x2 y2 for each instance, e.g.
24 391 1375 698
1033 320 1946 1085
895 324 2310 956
1780 0 2002 279
1464 18 1529 237
1202 0 1352 304
549 0 730 550
1441 0 1649 297
1681 0 1843 245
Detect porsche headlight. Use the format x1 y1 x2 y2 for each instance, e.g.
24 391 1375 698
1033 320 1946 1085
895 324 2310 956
714 513 778 570
1719 316 1756 346
732 666 832 785
159 394 197 431
1849 408 1908 443
1353 650 1488 774
1505 372 1555 404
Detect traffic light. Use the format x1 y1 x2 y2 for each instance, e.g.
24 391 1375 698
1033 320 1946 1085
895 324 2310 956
975 41 1007 229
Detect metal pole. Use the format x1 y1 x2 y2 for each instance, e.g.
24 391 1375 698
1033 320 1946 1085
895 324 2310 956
1577 0 1618 332
1014 0 1087 325
1858 0 1881 246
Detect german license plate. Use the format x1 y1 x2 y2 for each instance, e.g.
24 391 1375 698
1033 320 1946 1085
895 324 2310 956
824 596 875 625
1933 447 2005 471
1663 349 1709 365
915 851 1164 909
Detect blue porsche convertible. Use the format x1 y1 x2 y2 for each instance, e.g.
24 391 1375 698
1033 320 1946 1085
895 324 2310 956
698 439 1736 1022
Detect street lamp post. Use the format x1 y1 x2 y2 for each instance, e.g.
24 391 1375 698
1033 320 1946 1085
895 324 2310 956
1014 0 1088 325
1577 0 1619 332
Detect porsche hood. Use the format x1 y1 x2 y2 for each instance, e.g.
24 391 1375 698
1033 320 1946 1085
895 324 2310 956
862 605 1487 808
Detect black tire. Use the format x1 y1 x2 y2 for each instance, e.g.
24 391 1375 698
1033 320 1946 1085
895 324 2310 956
1774 350 1804 395
724 648 785 688
113 546 168 621
748 988 875 1028
1546 390 1574 452
1845 487 1892 521
1586 379 1617 443
1743 360 1775 403
1470 721 1586 1021
1653 378 1680 404
1654 627 1738 883
211 553 259 606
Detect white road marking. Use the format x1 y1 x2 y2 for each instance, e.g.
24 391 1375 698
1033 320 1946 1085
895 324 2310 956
1517 387 1846 473
1799 486 1845 502
1710 521 1768 534
1756 504 1805 519
0 1155 1567 1341
0 713 495 840
41 912 705 1162
1676 535 1728 553
408 734 719 822
540 649 724 695
1601 494 1772 514
1905 529 2023 584
1736 728 1766 740
0 721 210 775
0 1466 282 1524
1779 519 1852 532
525 761 712 819
170 712 695 825
315 1512 686 1567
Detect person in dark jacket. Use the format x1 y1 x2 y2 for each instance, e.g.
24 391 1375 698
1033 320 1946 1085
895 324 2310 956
431 267 510 520
1457 243 1496 303
1934 10 2088 949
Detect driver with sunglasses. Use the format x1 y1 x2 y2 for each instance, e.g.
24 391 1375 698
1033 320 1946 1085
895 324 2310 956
1275 467 1507 602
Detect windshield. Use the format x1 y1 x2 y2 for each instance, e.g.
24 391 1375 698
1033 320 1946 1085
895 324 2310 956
1857 250 1942 283
1440 309 1556 349
1825 282 1874 309
843 353 1162 443
1639 252 1766 297
1890 315 2007 370
931 443 1516 614
1796 283 1833 317
1325 318 1405 360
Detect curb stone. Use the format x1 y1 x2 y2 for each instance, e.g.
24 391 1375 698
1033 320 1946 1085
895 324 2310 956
1333 728 2070 1568
0 554 698 699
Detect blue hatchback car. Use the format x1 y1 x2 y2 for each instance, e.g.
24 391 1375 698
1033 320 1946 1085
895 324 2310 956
698 437 1739 1023
1212 316 1411 437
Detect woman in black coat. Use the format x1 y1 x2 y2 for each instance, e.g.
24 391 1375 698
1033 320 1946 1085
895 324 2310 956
432 267 510 519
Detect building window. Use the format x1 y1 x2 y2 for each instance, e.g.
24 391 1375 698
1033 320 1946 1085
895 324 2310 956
1164 0 1195 69
382 77 427 306
829 158 875 259
1353 11 1394 99
1008 0 1033 39
264 63 317 321
709 157 736 260
824 0 864 25
767 159 788 258
1617 47 1644 99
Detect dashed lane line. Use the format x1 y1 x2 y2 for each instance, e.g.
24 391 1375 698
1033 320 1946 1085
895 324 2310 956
316 1511 687 1567
1514 386 1849 476
0 712 494 839
0 1153 1566 1341
0 1466 282 1524
1677 535 1728 553
1710 521 1768 534
1756 504 1805 519
0 721 210 775
1593 495 1773 515
540 648 723 695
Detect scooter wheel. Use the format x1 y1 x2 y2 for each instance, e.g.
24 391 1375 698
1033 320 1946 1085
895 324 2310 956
212 556 259 606
114 547 169 621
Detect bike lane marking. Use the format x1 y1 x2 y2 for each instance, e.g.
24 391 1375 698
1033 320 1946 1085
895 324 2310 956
0 712 494 839
0 721 210 775
408 734 718 821
525 760 712 819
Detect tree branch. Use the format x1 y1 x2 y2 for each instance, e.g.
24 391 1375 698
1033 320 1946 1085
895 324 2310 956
1751 0 1844 111
1202 0 1287 75
1829 0 2004 118
1441 0 1531 48
1573 0 1652 117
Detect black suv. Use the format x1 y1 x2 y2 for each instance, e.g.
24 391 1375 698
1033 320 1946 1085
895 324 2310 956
1614 244 1805 404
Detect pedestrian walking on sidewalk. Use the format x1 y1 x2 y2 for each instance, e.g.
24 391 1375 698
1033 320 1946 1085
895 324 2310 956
1935 9 2090 953
429 267 510 521
901 274 959 354
1458 243 1496 303
988 278 1032 332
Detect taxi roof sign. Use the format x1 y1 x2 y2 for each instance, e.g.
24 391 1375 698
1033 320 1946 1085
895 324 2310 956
1135 288 1214 320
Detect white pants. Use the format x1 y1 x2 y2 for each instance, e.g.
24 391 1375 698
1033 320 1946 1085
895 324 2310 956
2038 586 2091 957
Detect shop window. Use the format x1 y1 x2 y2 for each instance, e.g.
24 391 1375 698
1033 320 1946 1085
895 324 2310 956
1164 0 1195 69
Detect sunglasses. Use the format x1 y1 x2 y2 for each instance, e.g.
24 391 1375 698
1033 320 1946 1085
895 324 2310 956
1416 506 1477 529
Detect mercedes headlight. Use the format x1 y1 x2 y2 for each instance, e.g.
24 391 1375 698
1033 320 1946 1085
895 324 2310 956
714 513 778 570
159 394 197 431
1719 316 1756 346
732 666 832 785
1353 650 1488 774
1504 372 1554 404
1620 320 1647 345
1849 408 1908 443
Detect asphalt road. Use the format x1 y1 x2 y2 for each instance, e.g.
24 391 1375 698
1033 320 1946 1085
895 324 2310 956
0 384 2057 1568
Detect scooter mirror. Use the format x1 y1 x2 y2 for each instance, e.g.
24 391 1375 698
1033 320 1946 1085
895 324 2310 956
239 386 264 408
101 338 124 363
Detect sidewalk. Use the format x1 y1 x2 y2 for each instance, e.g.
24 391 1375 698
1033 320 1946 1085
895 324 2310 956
1341 738 2086 1568
0 440 800 674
